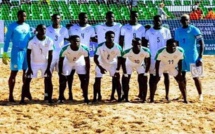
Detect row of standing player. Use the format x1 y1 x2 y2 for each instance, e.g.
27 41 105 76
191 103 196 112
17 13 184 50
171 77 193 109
2 10 204 103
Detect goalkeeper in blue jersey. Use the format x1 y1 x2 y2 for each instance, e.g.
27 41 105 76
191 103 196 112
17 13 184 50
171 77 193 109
3 10 31 102
175 14 204 102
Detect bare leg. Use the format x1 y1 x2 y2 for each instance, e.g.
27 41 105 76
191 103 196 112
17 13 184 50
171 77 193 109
8 71 18 102
93 78 101 102
67 70 75 100
163 73 170 101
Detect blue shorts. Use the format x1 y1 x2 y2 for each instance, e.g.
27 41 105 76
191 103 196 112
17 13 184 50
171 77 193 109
182 52 198 72
10 49 28 71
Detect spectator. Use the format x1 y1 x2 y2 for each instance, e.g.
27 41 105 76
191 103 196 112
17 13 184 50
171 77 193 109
190 8 199 20
205 8 215 19
196 7 203 19
193 1 200 10
157 3 169 20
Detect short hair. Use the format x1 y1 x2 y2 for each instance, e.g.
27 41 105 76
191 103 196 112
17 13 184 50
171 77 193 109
153 15 162 20
36 24 45 31
130 11 138 16
69 35 80 41
106 11 114 17
133 38 141 42
181 14 190 19
105 31 115 37
159 2 164 7
17 10 25 17
79 12 87 18
166 39 177 46
52 13 60 18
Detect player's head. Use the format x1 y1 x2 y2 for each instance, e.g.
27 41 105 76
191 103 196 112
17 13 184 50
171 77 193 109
106 11 115 23
153 15 162 28
69 35 80 49
51 14 61 25
36 24 46 36
105 31 115 43
130 11 138 23
166 39 177 53
132 38 142 48
17 10 27 22
180 14 190 27
79 12 88 24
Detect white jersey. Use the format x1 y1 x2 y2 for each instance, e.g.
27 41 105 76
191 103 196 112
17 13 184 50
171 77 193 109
145 27 172 59
46 26 69 59
60 44 89 64
121 23 145 50
69 24 96 48
28 36 54 64
95 22 122 44
95 42 122 66
123 47 151 66
155 47 184 68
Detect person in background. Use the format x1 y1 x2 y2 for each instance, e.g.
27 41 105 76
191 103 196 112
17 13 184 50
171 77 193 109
190 8 199 20
157 3 169 20
3 10 31 102
205 8 215 19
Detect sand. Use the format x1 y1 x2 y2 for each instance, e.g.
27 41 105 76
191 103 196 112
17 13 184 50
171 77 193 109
0 56 215 133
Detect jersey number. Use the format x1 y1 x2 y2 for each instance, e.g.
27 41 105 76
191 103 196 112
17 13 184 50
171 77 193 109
73 57 77 61
81 33 84 38
133 33 136 38
107 54 110 60
168 60 174 64
157 37 160 43
183 38 185 44
134 60 140 64
55 35 58 41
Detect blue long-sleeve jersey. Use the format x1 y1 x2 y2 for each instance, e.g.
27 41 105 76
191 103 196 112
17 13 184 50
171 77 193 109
4 22 31 52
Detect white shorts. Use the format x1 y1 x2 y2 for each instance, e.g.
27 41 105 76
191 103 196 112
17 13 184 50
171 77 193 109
95 63 117 78
27 63 49 78
159 66 178 77
62 62 86 76
126 63 145 75
50 58 59 72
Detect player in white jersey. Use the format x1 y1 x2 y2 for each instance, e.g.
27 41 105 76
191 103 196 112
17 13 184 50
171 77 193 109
95 11 122 101
95 11 122 44
120 11 145 99
122 38 151 102
69 12 97 48
57 35 90 103
93 31 122 102
120 11 145 51
45 14 69 100
20 24 54 104
144 15 172 101
68 12 96 100
152 39 187 103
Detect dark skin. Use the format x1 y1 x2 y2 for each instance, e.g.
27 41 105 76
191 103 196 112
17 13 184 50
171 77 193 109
119 12 145 49
180 15 204 96
153 42 187 103
8 12 27 102
58 37 90 103
121 39 150 102
20 25 53 104
78 13 97 42
105 13 115 27
143 16 170 101
93 33 122 102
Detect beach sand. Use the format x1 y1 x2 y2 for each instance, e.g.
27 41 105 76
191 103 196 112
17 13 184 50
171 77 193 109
0 56 214 133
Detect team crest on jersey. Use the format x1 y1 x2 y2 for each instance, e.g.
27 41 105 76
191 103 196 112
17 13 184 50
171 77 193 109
173 55 177 59
14 65 17 68
22 29 27 34
111 51 115 55
45 44 49 47
140 54 145 57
